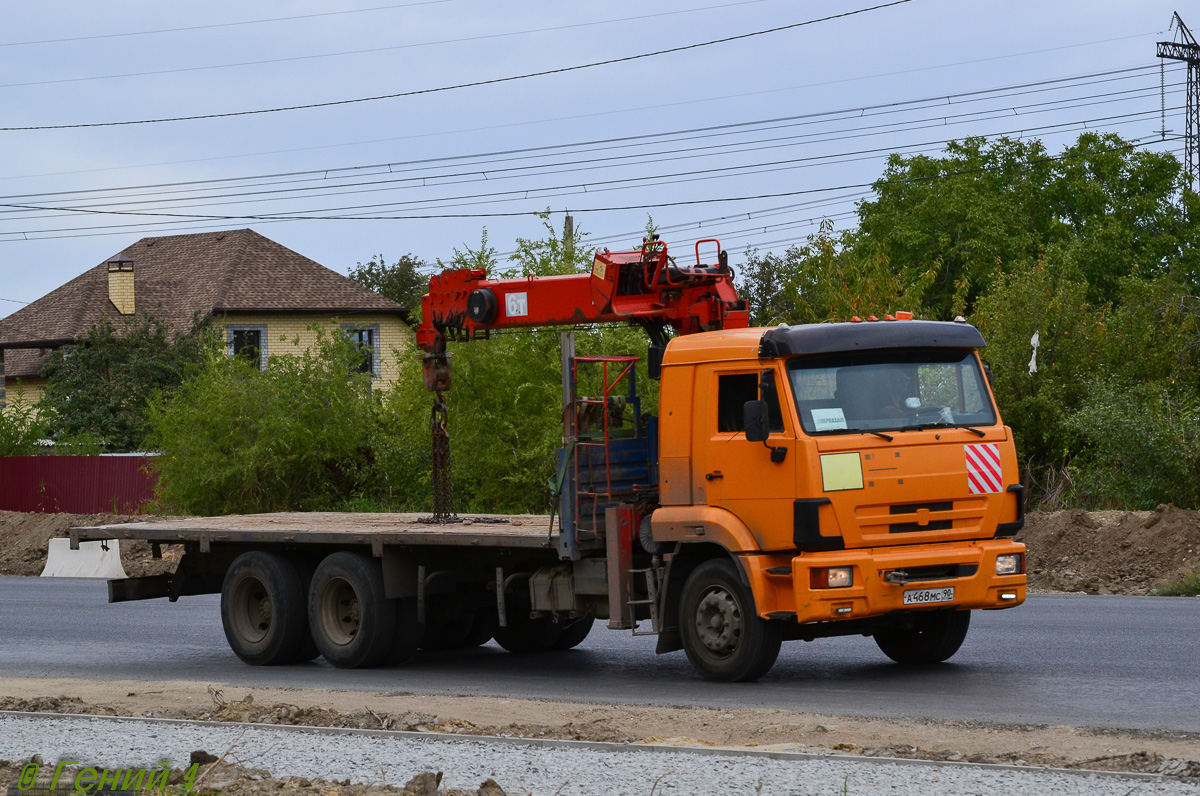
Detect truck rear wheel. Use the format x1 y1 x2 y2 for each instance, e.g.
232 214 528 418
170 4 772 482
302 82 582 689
308 552 397 668
221 551 309 666
552 615 594 650
679 559 782 682
492 588 561 653
464 611 497 647
420 600 476 651
874 609 970 664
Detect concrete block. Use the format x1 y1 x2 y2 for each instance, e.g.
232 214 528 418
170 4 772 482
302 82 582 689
40 538 129 579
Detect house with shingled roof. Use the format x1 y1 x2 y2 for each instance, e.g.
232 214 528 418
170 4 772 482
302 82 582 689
0 229 412 409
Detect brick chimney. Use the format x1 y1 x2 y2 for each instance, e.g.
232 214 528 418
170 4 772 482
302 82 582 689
107 256 135 315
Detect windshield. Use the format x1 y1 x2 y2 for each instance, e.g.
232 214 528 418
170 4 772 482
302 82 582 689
787 349 997 435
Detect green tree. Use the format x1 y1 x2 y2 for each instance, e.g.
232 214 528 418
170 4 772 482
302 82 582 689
738 220 930 326
851 133 1190 316
39 315 210 452
436 228 499 274
506 211 594 277
348 253 428 317
738 247 796 326
972 254 1102 488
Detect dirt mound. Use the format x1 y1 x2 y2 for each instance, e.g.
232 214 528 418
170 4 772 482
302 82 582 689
1019 506 1200 594
0 511 178 578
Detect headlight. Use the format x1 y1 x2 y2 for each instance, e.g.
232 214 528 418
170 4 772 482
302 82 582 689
810 566 854 589
995 554 1023 575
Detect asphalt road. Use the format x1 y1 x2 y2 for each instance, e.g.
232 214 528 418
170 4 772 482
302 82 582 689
1 577 1196 732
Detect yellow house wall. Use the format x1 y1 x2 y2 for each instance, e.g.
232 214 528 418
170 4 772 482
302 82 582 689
218 313 413 387
2 377 47 414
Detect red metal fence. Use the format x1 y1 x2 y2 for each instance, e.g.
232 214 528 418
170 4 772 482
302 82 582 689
0 455 157 514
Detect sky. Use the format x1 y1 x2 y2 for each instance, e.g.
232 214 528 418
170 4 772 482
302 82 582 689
0 0 1191 319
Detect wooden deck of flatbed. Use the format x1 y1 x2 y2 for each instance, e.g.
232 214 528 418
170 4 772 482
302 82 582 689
74 512 557 550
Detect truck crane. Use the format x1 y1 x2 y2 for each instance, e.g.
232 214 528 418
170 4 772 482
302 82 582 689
82 235 1027 683
415 236 748 519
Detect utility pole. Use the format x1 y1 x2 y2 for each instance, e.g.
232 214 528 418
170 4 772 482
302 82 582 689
1158 12 1200 183
563 213 574 265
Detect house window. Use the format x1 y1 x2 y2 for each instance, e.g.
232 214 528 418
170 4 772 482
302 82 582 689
343 324 381 377
716 372 784 434
226 325 268 370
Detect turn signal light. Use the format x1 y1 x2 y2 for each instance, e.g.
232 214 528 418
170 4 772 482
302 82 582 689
810 566 854 589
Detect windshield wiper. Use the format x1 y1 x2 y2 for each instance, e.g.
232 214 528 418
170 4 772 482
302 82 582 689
898 422 986 437
861 429 894 441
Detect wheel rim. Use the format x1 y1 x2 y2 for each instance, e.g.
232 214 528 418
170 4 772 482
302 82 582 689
320 577 361 646
231 576 272 644
694 585 743 658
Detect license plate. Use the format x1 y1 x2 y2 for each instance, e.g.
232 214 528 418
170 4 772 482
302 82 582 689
903 586 955 605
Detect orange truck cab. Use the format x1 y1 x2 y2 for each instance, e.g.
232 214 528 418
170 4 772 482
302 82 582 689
648 318 1026 681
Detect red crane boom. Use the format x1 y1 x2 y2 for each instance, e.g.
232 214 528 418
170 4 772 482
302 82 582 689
415 237 748 519
417 237 748 391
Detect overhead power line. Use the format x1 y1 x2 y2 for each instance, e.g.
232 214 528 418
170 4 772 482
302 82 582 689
0 63 1169 210
7 138 1185 249
3 93 1174 225
0 100 1175 228
0 0 915 132
2 126 1176 228
0 1 458 48
0 30 1163 184
0 105 1175 234
0 0 789 90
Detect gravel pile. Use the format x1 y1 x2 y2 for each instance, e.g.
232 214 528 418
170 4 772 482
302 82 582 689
0 713 1192 796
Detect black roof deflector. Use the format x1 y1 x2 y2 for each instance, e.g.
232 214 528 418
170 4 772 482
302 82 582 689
758 320 986 359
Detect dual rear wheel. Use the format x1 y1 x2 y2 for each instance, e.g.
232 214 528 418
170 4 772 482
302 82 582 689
221 552 595 667
221 551 421 668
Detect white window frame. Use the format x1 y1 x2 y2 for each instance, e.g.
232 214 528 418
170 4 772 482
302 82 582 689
342 323 381 379
227 324 268 370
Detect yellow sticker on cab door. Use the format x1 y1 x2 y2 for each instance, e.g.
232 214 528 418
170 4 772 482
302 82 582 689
820 452 864 491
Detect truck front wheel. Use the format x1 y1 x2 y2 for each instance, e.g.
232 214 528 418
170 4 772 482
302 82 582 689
221 551 309 666
308 552 398 668
874 609 970 664
679 559 782 682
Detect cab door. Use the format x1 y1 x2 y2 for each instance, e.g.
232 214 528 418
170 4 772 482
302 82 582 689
692 364 797 550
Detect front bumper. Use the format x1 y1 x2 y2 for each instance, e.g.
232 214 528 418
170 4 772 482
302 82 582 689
747 539 1026 624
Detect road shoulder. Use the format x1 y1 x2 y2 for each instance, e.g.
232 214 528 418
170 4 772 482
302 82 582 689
1 676 1196 778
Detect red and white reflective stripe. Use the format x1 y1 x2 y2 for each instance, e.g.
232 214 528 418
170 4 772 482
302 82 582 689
965 443 1003 494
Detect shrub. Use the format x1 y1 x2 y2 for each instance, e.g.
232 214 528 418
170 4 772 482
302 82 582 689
146 328 381 515
1065 379 1200 510
0 390 48 456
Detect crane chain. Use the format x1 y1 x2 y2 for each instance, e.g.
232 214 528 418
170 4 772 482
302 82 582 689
431 390 457 521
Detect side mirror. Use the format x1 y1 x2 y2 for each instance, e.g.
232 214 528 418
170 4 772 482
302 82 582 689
744 400 769 442
982 361 995 389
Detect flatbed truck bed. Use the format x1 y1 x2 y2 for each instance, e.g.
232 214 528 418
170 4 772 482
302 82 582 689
75 513 557 551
